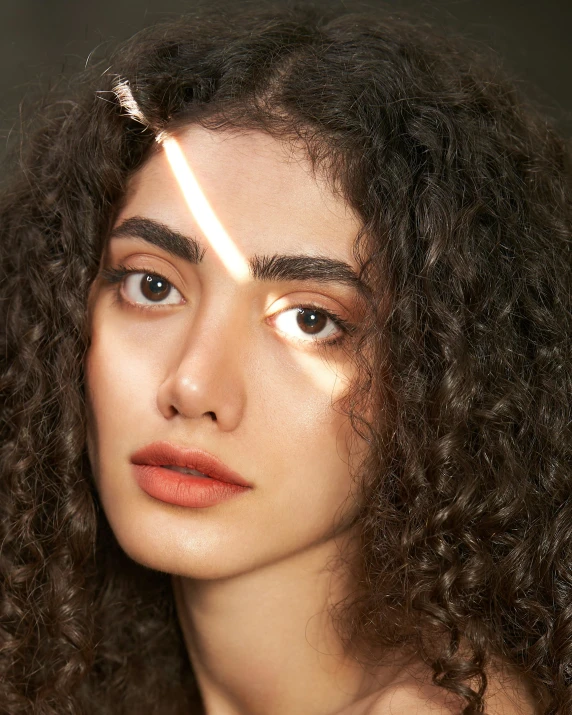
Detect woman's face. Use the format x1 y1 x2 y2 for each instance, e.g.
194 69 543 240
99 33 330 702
85 126 368 578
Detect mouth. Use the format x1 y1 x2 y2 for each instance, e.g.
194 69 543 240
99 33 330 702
160 465 211 479
130 441 252 488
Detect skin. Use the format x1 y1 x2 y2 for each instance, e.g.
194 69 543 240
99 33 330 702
85 126 536 715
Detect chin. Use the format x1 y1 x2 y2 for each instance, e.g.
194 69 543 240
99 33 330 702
104 514 268 581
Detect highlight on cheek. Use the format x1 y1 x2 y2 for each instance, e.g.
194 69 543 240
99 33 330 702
288 344 354 395
160 137 251 284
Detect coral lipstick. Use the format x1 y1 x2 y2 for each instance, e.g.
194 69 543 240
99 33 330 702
131 441 252 508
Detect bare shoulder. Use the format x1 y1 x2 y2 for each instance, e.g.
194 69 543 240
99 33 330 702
363 668 538 715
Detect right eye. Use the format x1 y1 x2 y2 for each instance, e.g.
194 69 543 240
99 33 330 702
122 271 184 306
100 265 186 307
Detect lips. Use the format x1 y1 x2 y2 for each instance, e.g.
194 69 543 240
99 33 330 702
130 441 252 488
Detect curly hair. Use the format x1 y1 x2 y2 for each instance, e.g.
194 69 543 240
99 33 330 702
1 2 570 713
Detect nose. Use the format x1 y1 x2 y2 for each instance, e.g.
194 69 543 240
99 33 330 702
156 300 247 431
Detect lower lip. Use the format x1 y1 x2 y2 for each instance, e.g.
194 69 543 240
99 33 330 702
132 465 250 508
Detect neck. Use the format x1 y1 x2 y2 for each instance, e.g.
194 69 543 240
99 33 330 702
172 529 393 715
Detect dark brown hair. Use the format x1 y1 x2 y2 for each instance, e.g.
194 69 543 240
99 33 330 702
1 3 570 713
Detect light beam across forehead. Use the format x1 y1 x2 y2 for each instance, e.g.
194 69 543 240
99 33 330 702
161 136 251 283
131 131 362 397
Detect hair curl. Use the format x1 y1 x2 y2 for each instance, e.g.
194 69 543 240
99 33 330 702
1 2 570 713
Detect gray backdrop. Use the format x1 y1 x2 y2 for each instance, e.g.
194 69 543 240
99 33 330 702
1 0 571 142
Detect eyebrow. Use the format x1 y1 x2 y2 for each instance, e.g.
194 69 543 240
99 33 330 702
109 216 368 294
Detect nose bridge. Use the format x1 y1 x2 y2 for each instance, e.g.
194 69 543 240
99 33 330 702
157 288 248 429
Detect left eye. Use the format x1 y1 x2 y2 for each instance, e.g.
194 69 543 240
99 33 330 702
123 272 184 305
272 306 343 343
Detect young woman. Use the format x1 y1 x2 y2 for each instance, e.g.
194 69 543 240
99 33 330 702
1 3 570 714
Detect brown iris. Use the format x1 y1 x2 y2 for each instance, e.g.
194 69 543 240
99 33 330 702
296 308 327 334
140 274 171 302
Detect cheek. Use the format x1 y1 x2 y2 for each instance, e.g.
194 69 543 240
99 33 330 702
266 389 363 535
254 359 357 489
84 313 158 449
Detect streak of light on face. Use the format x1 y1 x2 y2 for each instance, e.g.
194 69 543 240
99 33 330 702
160 135 353 397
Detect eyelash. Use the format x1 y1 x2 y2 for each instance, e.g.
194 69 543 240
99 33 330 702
99 264 355 348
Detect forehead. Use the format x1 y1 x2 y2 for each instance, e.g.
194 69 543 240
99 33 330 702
117 125 361 269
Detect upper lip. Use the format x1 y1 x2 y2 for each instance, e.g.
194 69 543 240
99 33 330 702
130 441 252 488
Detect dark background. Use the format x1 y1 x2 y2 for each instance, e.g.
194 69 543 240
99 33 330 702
1 0 571 144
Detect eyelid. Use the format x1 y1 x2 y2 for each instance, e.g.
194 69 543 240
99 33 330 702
104 248 188 289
